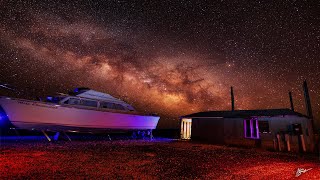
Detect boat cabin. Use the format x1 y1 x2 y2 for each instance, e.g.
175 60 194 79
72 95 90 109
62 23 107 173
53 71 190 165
45 88 136 112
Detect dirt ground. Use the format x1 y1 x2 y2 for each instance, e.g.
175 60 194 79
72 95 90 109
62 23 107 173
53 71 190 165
0 138 319 179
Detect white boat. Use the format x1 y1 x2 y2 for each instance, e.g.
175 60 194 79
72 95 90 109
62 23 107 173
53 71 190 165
0 88 160 135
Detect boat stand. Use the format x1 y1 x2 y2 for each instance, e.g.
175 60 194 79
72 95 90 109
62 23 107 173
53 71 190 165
53 132 60 141
131 131 137 139
13 128 20 137
42 130 52 142
151 132 154 140
147 130 153 140
42 131 72 142
63 132 72 141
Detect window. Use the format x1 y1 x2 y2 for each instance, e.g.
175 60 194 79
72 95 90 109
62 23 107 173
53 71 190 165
125 105 135 111
81 100 97 107
65 98 81 105
258 121 270 133
244 118 260 139
114 104 125 110
292 123 302 135
100 102 115 109
100 102 125 111
46 96 63 103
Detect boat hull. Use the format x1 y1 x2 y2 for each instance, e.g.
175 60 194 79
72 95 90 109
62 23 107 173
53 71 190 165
0 97 159 132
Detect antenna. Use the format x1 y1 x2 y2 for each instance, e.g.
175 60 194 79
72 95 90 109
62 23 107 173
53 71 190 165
289 91 294 111
231 86 235 111
303 80 313 119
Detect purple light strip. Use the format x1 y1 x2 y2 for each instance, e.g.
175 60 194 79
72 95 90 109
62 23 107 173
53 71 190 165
250 118 253 138
256 118 260 139
244 119 247 138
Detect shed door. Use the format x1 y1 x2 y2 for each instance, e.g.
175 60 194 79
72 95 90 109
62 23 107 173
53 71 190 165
181 118 192 139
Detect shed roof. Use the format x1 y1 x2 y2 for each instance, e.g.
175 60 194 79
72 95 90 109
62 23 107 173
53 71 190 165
182 109 308 119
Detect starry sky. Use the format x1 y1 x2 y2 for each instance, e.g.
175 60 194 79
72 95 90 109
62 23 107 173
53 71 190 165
0 0 319 128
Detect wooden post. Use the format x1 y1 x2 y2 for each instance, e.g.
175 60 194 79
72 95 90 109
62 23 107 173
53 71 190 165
273 138 278 151
300 135 307 152
285 134 290 152
277 134 281 151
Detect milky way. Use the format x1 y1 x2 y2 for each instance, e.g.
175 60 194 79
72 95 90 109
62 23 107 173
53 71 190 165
0 1 319 128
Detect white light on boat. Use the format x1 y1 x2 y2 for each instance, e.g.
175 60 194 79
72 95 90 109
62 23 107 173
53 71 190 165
68 130 79 133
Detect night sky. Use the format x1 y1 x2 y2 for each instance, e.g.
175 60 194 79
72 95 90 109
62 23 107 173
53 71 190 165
0 0 319 128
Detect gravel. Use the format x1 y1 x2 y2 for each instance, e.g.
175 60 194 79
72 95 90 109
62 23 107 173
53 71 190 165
0 138 319 179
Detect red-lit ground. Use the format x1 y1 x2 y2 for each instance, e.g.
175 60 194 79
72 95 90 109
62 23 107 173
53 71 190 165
0 139 319 179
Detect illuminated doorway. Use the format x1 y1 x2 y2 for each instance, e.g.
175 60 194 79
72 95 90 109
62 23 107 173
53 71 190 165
181 118 192 139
